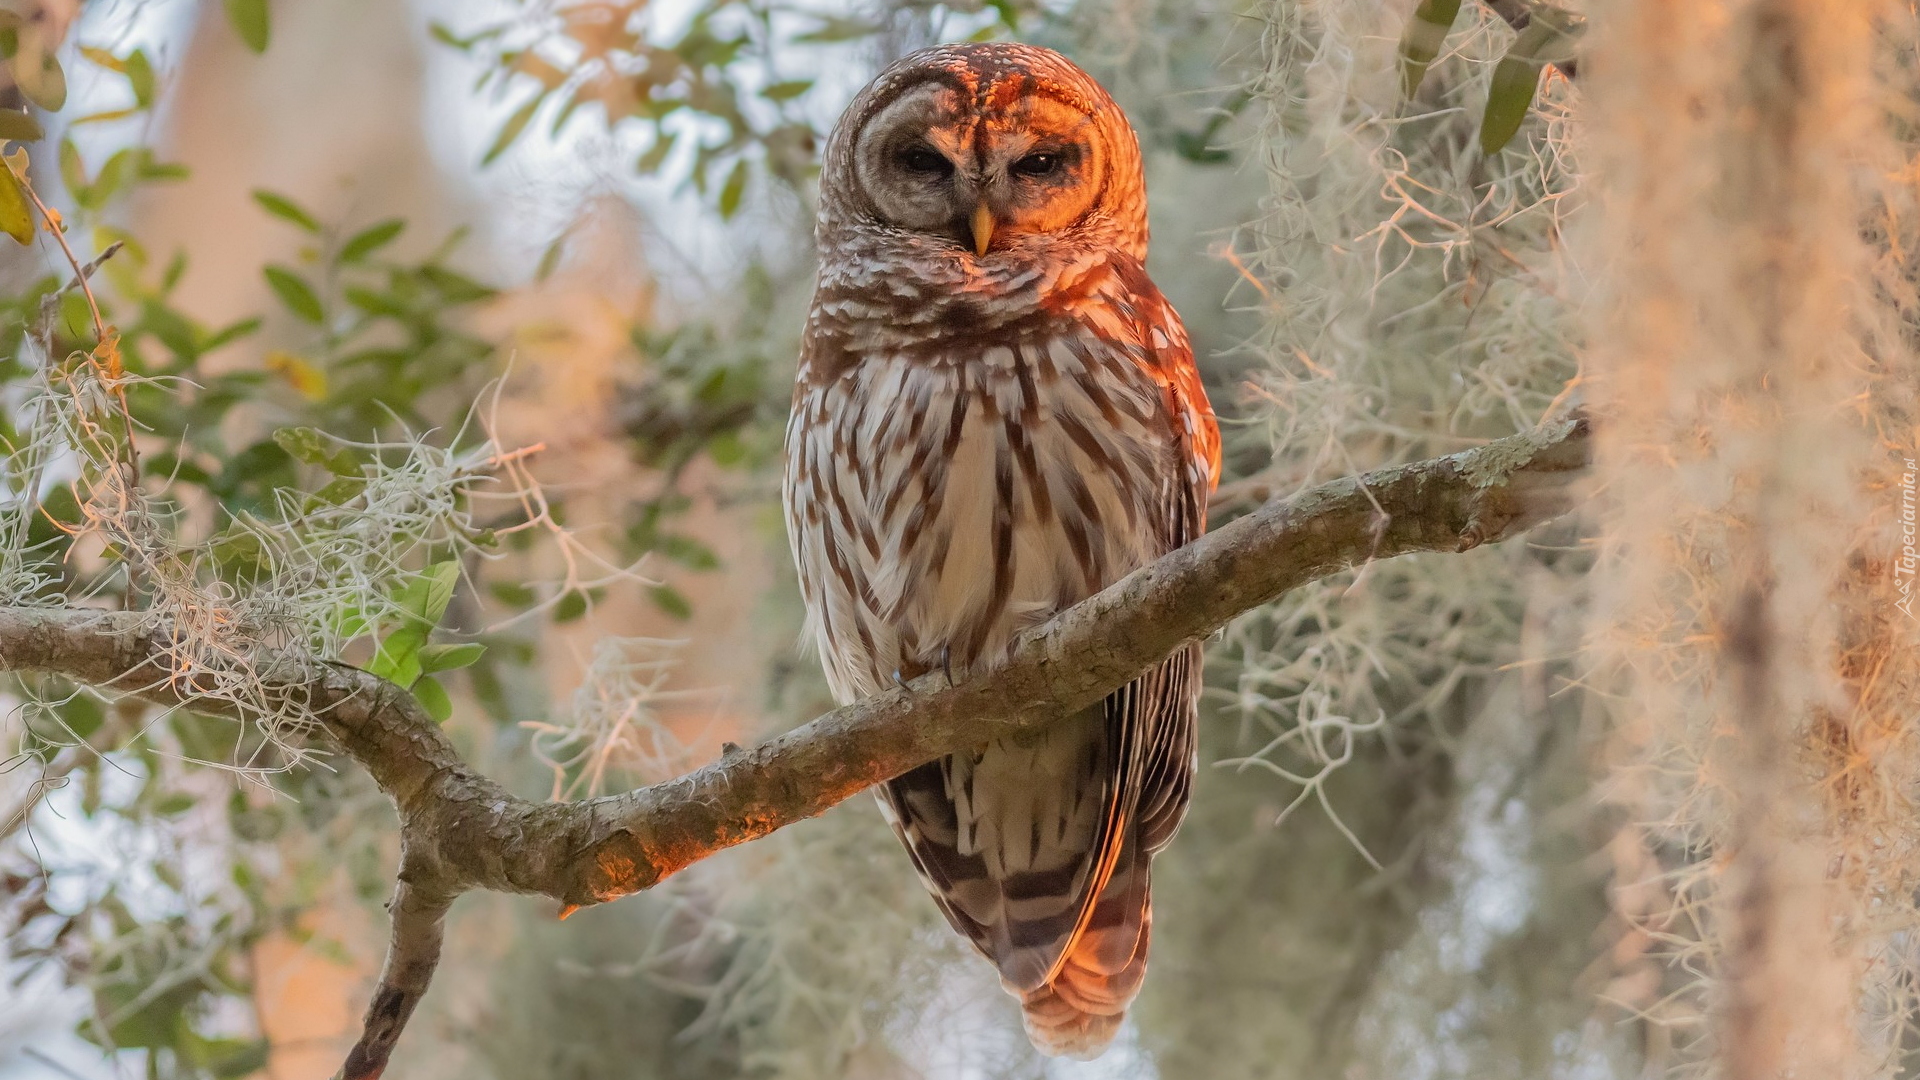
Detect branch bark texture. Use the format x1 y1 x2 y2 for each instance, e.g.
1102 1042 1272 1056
0 414 1590 1078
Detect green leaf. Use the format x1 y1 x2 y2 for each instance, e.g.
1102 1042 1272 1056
57 137 83 193
481 92 543 166
792 16 880 43
310 476 363 506
54 288 90 338
0 161 34 245
333 601 370 641
635 130 677 174
208 528 265 579
224 0 270 53
430 21 506 51
420 264 495 303
61 693 105 740
0 109 42 142
271 426 330 465
272 426 359 472
251 189 319 232
1172 129 1230 165
1479 13 1583 155
489 582 535 606
706 430 747 468
552 589 588 623
658 533 719 570
760 79 813 103
395 561 460 625
263 264 323 322
203 1036 270 1079
344 285 408 318
125 49 155 108
418 642 485 674
717 158 748 220
412 676 453 722
80 147 135 208
137 153 188 181
319 447 364 476
98 983 194 1050
339 218 404 262
548 91 583 138
648 583 692 620
141 297 196 356
203 316 262 351
1479 56 1541 155
367 622 427 687
534 235 565 282
1398 0 1462 99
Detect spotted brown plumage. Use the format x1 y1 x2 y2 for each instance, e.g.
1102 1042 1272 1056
782 41 1217 1057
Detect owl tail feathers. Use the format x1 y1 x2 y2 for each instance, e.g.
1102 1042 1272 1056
1018 976 1133 1059
1012 841 1154 1059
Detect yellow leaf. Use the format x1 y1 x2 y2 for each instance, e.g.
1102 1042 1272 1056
78 46 127 74
0 109 41 142
264 350 326 400
93 332 124 378
0 160 33 245
69 108 141 127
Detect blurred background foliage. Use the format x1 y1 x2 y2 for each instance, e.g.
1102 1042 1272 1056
0 0 1668 1078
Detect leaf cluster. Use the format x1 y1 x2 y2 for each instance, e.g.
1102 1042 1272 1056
434 0 1040 215
0 16 792 1074
1397 0 1583 155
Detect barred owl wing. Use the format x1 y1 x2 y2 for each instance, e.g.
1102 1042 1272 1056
1120 260 1217 860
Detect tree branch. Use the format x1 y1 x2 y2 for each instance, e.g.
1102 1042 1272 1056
0 413 1591 1079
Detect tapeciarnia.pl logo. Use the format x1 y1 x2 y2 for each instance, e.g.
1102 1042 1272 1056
1900 458 1917 620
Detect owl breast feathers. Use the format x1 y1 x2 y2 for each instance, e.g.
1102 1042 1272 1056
781 41 1218 1058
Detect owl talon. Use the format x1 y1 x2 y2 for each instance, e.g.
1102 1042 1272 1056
941 645 955 688
892 668 909 691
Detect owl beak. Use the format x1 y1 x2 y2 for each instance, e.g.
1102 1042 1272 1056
969 203 995 256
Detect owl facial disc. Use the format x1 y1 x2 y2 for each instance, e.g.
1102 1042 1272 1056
842 55 1123 257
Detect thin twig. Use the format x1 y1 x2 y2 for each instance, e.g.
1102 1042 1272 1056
15 169 143 600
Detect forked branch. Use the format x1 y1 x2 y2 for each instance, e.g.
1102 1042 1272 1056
0 413 1592 1079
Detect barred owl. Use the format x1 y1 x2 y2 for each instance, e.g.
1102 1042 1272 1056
782 42 1219 1058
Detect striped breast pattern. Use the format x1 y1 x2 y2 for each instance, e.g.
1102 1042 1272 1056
783 311 1188 703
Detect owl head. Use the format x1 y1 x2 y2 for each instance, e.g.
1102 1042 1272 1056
817 43 1147 266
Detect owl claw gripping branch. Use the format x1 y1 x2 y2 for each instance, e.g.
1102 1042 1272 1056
783 43 1219 1058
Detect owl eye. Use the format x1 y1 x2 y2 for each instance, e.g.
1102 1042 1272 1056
1011 152 1062 177
897 146 954 177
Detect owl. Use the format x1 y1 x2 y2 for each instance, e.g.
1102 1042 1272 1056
782 42 1219 1058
